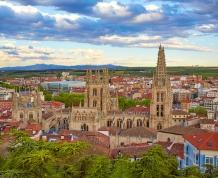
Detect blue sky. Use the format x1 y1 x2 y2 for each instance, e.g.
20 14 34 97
0 0 217 67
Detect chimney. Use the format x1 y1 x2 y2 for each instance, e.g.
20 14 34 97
71 134 73 142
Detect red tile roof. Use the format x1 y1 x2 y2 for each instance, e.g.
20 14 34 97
200 119 215 124
159 125 208 135
183 132 218 150
98 126 121 135
120 126 157 138
124 105 150 113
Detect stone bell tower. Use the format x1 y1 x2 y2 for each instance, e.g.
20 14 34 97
84 67 117 116
149 45 172 130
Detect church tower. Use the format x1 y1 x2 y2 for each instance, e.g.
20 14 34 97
84 67 118 116
149 45 172 130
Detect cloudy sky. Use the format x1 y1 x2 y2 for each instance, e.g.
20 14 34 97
0 0 217 67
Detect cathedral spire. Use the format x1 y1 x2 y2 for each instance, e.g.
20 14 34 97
155 45 167 86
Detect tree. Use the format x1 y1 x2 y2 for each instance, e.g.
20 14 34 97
110 155 136 178
118 96 151 111
179 166 204 178
189 106 206 114
203 164 218 178
75 155 110 178
53 92 84 107
0 130 90 178
136 146 179 178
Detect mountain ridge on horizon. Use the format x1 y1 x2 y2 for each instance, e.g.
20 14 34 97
0 64 125 71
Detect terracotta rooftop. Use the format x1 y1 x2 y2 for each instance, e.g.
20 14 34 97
98 126 121 135
172 110 189 115
159 125 208 135
110 145 153 158
124 105 150 113
183 132 218 150
200 119 215 124
42 112 53 120
119 126 157 138
25 123 42 131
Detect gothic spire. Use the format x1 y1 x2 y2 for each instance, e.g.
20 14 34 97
155 45 167 86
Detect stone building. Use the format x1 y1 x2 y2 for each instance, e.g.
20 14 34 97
149 45 172 130
12 45 174 132
12 91 42 124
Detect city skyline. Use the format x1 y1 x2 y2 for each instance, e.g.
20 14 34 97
0 0 217 68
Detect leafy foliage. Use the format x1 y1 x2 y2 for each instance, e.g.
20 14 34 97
0 130 90 178
119 96 150 111
53 92 84 107
1 131 217 178
188 106 207 114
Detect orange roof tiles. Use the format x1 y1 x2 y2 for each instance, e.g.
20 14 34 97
183 132 218 150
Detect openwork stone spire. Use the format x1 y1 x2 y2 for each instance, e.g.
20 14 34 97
154 44 167 87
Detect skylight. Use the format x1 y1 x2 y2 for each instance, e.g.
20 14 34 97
197 139 203 142
207 142 212 146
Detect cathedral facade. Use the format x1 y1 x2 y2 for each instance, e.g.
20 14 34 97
12 45 173 132
12 91 42 124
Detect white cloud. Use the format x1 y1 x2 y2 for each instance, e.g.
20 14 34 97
68 49 103 61
145 4 159 11
133 12 162 23
0 40 16 48
93 1 132 18
32 41 40 44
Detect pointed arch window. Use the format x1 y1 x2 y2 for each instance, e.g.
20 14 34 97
93 100 97 107
127 119 132 129
107 120 112 127
137 119 143 127
157 123 162 130
146 120 149 127
20 113 23 118
29 112 33 119
117 119 122 128
93 88 97 96
81 123 88 131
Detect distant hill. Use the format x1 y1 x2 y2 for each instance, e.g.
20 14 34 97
0 64 124 70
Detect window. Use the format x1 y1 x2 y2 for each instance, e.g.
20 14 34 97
185 145 188 155
185 156 189 166
179 159 182 169
157 123 162 130
127 119 132 129
107 120 112 127
93 88 97 96
217 157 218 166
20 113 23 118
117 119 122 128
193 152 199 164
205 156 213 165
137 119 143 127
93 100 97 107
29 113 33 119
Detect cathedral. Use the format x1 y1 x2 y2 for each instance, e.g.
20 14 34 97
12 45 172 132
12 90 43 124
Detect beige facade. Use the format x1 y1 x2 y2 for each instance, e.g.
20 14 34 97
157 132 184 144
12 91 42 124
12 46 175 133
149 45 172 130
110 135 156 149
